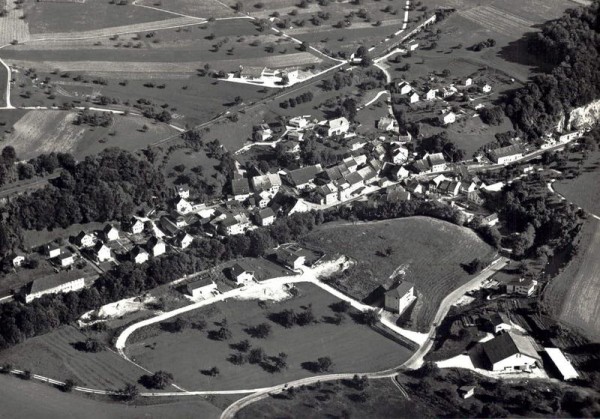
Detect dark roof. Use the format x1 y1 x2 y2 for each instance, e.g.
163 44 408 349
46 243 60 251
490 145 522 159
345 172 363 186
187 276 215 290
287 165 323 186
147 236 163 248
487 312 511 326
482 332 541 365
428 153 446 165
385 281 415 298
93 241 108 252
57 250 73 260
258 207 275 219
131 246 148 257
103 224 117 233
29 272 83 295
230 263 248 277
232 178 250 195
506 277 536 287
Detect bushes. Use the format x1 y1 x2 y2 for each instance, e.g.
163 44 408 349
139 371 173 389
280 91 314 108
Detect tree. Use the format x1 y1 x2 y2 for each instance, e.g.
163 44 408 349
141 371 173 389
208 366 220 377
274 352 288 371
317 357 333 372
361 310 379 326
251 323 272 338
248 348 265 364
117 383 139 401
331 300 351 313
62 379 76 392
299 41 309 52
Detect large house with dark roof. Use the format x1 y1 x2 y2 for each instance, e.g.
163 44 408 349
284 164 323 190
481 331 541 371
26 273 85 303
488 145 523 165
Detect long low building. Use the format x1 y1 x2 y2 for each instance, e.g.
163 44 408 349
544 347 579 381
25 273 85 303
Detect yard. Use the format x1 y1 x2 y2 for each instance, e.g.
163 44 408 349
302 217 498 332
126 283 414 391
543 218 600 341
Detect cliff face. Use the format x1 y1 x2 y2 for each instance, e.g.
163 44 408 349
567 99 600 131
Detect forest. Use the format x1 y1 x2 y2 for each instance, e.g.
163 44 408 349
504 1 600 140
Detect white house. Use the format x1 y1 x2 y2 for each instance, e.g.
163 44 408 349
377 117 398 133
398 81 412 95
147 237 166 257
488 145 523 165
251 173 282 196
409 42 419 51
46 243 61 259
57 251 75 267
327 117 350 136
506 277 537 296
288 116 309 129
482 331 541 372
174 231 193 249
486 312 512 334
228 263 254 284
464 78 472 87
94 241 112 263
287 130 304 142
74 231 94 248
384 281 416 314
408 92 420 103
187 277 218 299
129 218 145 235
425 88 438 101
256 207 275 226
440 111 456 125
175 197 193 215
131 246 149 264
427 153 447 172
276 248 306 270
12 254 25 268
102 224 119 242
482 83 492 93
25 273 85 303
231 178 251 202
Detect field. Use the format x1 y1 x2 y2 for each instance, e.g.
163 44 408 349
302 217 497 331
126 283 413 391
554 151 600 215
0 326 147 390
544 218 600 342
0 374 223 419
136 0 237 19
1 110 177 160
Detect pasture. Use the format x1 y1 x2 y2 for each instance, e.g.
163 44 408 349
1 110 178 160
554 151 600 216
0 374 223 419
302 217 497 331
126 283 413 391
136 0 237 19
544 218 600 342
0 326 145 390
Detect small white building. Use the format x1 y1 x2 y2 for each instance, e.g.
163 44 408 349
174 231 193 249
131 246 149 265
102 224 119 242
74 231 94 248
384 281 416 314
25 273 85 303
288 116 309 129
175 197 193 215
398 81 412 95
486 312 512 334
256 207 275 226
129 218 145 235
58 251 75 267
46 243 61 259
11 254 25 268
327 117 350 136
147 237 166 257
464 78 472 87
544 348 579 381
187 277 218 299
425 88 438 101
408 92 420 103
94 241 112 263
440 111 456 125
228 263 254 284
506 278 537 296
482 83 492 93
488 145 523 165
276 248 306 270
177 186 190 199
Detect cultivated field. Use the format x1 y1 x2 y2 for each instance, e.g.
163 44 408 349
0 374 223 419
302 217 497 331
0 0 30 45
0 326 145 390
136 0 237 19
126 283 413 391
544 218 600 342
2 110 178 160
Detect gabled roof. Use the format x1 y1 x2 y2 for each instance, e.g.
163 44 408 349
232 178 251 195
482 331 541 365
487 312 511 327
385 281 415 298
57 250 73 260
147 236 164 249
258 207 275 219
131 245 148 258
230 263 249 277
29 271 83 295
187 276 215 290
93 241 109 252
490 145 523 159
427 152 446 165
103 224 117 233
286 164 323 186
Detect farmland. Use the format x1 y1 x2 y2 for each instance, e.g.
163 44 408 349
0 374 223 419
554 151 600 216
126 283 413 391
1 110 178 160
544 218 600 341
302 217 497 331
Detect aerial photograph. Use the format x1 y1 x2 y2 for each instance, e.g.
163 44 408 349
0 0 598 418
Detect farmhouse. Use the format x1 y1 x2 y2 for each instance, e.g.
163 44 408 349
228 264 254 284
440 111 457 125
174 231 193 249
102 224 119 242
74 231 94 248
384 281 416 314
57 251 75 267
482 331 541 372
398 81 412 95
276 248 306 270
284 164 323 190
485 312 512 334
26 273 85 303
147 237 166 257
427 153 447 172
94 241 111 263
313 183 339 205
131 246 149 265
489 145 523 164
544 348 579 381
45 243 61 259
251 173 282 195
506 277 537 296
256 207 275 226
187 277 218 299
231 178 251 201
327 117 350 136
128 217 145 234
175 197 193 215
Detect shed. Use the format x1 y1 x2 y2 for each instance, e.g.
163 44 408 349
544 348 579 381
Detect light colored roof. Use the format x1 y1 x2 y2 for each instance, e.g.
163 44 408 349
385 281 415 298
258 207 275 219
482 331 541 365
490 145 522 159
29 272 83 295
545 348 579 380
187 276 215 290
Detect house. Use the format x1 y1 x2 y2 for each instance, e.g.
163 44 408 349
160 216 180 236
482 83 492 93
231 178 251 201
377 116 399 133
404 178 424 194
74 231 94 248
327 117 350 136
440 111 456 125
544 348 579 381
467 190 485 206
255 124 272 141
408 92 420 103
441 86 457 98
488 145 523 164
128 217 145 235
398 81 412 95
347 137 367 151
255 190 272 209
228 263 254 284
458 386 476 399
427 153 447 172
276 248 306 270
186 277 218 299
45 243 61 259
288 115 309 129
176 185 190 199
482 213 499 226
384 185 411 203
464 78 472 87
383 163 410 181
313 183 339 205
398 129 412 143
25 272 85 303
285 164 323 190
147 237 166 257
94 241 112 263
558 130 583 143
425 88 438 101
57 250 75 267
174 231 193 249
102 224 119 242
486 312 512 334
11 253 25 268
481 331 541 372
390 145 410 165
175 197 193 215
219 216 247 235
461 181 478 194
384 281 416 314
287 130 304 142
438 180 461 196
131 246 149 264
506 277 538 296
409 42 419 51
251 173 282 196
256 207 275 226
